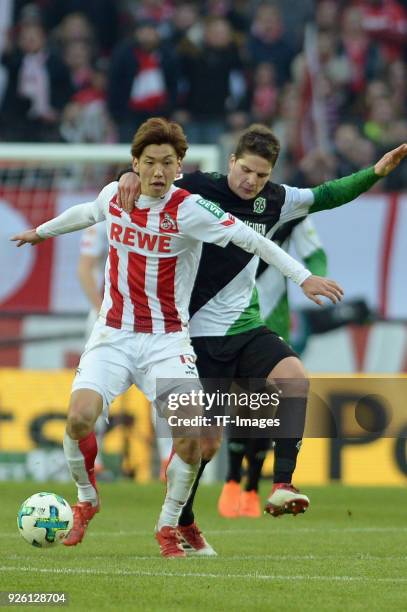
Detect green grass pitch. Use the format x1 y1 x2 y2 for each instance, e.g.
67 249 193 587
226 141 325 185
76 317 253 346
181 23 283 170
1 481 406 611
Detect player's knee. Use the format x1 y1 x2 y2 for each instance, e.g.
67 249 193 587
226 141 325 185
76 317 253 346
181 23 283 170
200 437 221 461
268 357 309 396
67 409 94 438
175 438 201 465
67 395 100 439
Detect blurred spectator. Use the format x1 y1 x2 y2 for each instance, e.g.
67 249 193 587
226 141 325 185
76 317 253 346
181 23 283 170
388 59 406 117
53 12 95 50
124 0 174 23
168 3 202 52
0 0 405 188
356 0 407 62
178 16 247 144
292 31 352 146
0 21 73 141
107 20 178 143
290 148 338 188
363 95 407 147
363 78 390 107
60 59 114 143
314 31 352 90
29 0 118 55
121 0 175 37
269 83 303 183
315 0 340 34
273 0 315 49
0 0 13 107
340 6 382 95
63 40 95 93
250 62 278 124
334 123 375 175
362 87 407 190
204 0 252 36
247 3 296 86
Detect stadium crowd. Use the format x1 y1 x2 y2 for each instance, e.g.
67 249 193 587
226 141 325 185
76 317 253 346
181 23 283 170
0 0 406 186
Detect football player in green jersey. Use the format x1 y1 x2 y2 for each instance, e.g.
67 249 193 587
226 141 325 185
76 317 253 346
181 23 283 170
118 128 407 551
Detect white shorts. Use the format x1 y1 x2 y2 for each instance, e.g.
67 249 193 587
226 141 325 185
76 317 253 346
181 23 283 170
72 320 202 413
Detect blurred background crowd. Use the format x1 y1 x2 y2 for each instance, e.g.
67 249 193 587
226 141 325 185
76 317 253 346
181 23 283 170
0 0 406 186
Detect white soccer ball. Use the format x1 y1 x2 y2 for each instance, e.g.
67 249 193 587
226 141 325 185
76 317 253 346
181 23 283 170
17 492 73 548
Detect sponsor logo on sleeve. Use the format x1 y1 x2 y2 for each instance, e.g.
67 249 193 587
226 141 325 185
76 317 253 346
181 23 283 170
196 198 224 219
221 213 236 227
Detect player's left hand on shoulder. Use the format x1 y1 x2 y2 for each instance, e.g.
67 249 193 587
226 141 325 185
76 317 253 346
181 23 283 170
374 143 407 177
10 228 44 247
117 172 140 214
301 275 344 306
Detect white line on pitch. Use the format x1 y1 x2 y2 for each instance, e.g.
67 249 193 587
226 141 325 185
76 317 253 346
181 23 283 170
3 526 407 539
1 566 407 583
5 553 407 563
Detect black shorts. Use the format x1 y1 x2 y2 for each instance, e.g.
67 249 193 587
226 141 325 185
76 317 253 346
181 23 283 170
192 326 298 382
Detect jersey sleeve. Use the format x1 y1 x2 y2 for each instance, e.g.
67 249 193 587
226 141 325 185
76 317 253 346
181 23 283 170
180 195 311 286
280 166 379 222
37 182 116 239
230 223 311 286
179 194 242 247
310 166 379 213
278 185 315 224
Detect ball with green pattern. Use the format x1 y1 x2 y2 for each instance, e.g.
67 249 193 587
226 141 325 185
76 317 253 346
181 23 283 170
17 492 73 547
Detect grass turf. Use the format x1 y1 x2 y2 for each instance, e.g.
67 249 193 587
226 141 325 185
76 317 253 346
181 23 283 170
1 481 406 611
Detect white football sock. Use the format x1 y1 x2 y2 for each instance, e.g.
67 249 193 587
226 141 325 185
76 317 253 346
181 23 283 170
157 453 199 529
156 435 172 463
63 432 98 505
151 403 172 461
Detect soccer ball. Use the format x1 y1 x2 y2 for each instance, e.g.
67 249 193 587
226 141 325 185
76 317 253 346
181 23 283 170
17 492 73 548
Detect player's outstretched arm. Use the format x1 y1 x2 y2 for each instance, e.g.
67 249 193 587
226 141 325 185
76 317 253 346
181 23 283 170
301 276 343 306
10 193 109 246
280 143 407 223
11 229 44 247
374 143 407 177
181 195 313 286
232 226 343 305
232 225 343 305
310 142 407 214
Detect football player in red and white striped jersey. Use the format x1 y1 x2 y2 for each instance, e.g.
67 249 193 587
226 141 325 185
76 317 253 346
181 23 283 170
78 223 173 479
12 118 343 557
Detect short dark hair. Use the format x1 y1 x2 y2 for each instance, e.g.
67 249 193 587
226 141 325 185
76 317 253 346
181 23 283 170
131 117 188 160
234 124 280 167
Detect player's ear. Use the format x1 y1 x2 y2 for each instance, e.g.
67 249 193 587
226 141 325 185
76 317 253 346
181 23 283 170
176 159 182 174
132 158 139 173
228 154 236 172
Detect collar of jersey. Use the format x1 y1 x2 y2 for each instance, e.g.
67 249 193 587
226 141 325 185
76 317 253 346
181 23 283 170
136 185 177 208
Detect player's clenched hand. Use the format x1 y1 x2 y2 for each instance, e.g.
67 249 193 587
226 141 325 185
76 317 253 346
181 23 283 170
10 229 44 247
374 143 407 177
301 276 344 306
117 172 141 213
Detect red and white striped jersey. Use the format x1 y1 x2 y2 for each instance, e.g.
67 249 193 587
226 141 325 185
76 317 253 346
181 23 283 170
37 182 311 331
90 182 241 333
